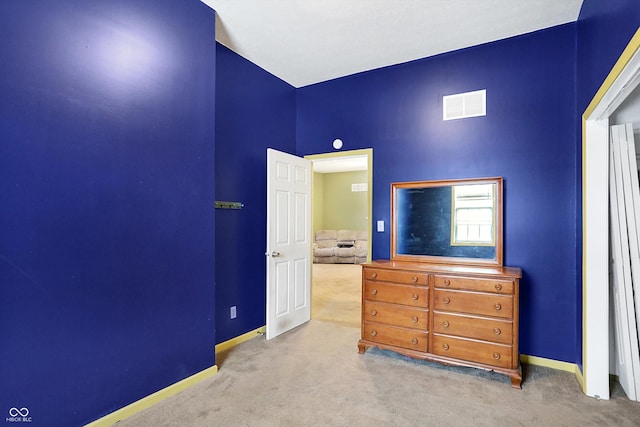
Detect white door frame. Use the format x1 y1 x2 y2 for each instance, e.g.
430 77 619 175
582 29 640 399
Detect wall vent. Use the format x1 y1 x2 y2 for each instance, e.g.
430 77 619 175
351 183 368 192
443 89 486 121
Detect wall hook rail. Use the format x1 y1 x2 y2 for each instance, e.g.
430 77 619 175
215 201 244 210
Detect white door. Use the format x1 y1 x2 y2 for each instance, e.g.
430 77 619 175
266 148 312 340
609 125 640 400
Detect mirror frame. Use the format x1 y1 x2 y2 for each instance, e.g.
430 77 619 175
391 176 503 267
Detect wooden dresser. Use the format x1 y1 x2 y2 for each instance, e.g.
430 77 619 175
358 260 523 388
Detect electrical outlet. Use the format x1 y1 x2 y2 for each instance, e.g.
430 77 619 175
230 306 237 319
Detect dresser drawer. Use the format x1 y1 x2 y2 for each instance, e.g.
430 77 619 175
434 275 514 294
363 322 428 352
432 334 513 369
433 289 512 319
364 300 429 329
364 281 428 307
432 312 512 344
363 267 428 285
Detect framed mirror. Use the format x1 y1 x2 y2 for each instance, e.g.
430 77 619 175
391 177 503 266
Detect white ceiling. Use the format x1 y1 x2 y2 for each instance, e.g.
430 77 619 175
201 0 583 88
312 155 369 174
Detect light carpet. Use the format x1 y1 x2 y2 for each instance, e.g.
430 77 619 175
116 264 640 426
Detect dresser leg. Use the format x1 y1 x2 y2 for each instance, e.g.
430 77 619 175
357 342 367 354
510 376 522 389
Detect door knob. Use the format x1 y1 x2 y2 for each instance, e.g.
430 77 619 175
265 251 281 257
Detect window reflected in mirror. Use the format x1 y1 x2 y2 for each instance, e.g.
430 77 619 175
452 184 496 246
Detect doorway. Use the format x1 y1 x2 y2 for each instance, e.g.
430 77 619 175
305 149 373 325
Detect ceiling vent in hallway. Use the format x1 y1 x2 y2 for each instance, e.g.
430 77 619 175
443 89 486 121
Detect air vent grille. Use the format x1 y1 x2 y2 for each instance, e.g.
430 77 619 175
443 89 486 121
351 183 368 192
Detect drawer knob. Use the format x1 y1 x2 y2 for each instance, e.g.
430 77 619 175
411 294 419 301
443 297 450 304
443 279 450 286
371 272 377 278
442 320 450 328
494 303 502 311
371 289 378 295
495 283 503 291
412 276 418 282
442 343 449 351
412 338 418 345
370 330 377 337
411 316 418 323
493 352 501 360
494 327 501 335
370 310 377 316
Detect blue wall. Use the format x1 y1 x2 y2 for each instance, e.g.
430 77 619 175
297 25 578 363
215 44 297 343
0 1 216 425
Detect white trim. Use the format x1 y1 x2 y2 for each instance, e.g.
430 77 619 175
583 118 611 399
590 65 640 121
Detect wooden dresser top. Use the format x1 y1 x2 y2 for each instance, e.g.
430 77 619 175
365 259 522 279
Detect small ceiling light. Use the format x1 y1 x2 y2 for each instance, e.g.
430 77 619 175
333 138 343 149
